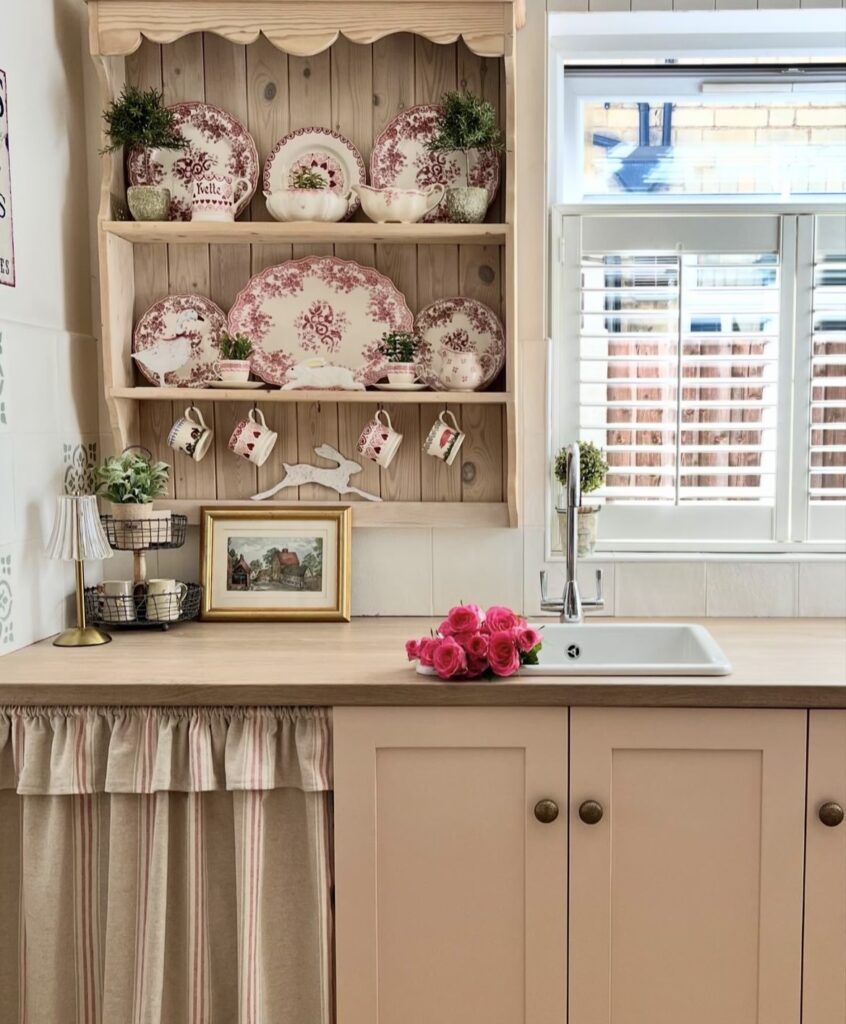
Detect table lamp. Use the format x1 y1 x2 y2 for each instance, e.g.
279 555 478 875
46 494 114 647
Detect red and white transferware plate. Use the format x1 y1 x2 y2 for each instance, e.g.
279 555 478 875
263 127 365 220
127 101 259 221
370 104 500 223
228 257 414 387
133 294 227 387
414 298 506 391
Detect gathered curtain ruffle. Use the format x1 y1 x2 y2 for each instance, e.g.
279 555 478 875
0 706 332 795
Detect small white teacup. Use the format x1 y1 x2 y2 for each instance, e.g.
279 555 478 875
145 579 188 622
96 580 141 623
357 409 403 469
214 358 252 383
229 408 277 466
423 410 465 466
168 406 213 461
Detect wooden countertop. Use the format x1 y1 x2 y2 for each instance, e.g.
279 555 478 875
0 618 844 708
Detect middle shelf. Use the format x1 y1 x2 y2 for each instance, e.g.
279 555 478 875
112 387 512 404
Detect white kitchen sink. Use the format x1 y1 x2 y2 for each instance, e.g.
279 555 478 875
519 622 731 676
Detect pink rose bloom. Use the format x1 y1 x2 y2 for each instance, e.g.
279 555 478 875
418 637 437 668
516 626 542 653
465 655 488 678
438 619 454 637
432 637 468 680
465 633 489 660
452 631 478 651
447 604 482 635
406 639 421 661
483 605 519 635
487 630 521 677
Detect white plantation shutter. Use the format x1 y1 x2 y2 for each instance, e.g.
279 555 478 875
556 214 788 543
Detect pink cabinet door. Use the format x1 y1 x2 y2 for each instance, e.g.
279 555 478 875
804 710 846 1024
334 707 567 1024
570 708 807 1024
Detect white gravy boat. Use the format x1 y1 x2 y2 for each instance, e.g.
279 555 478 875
352 183 445 224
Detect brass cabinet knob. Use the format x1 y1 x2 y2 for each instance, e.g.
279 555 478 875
819 801 844 828
534 799 559 824
578 799 604 825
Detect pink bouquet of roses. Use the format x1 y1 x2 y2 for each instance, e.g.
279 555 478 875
406 604 542 681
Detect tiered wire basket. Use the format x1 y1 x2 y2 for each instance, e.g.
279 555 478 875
86 512 202 630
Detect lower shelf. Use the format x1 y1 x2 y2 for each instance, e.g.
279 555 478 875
159 499 511 528
111 387 510 405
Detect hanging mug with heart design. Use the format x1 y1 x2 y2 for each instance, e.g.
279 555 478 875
356 409 403 469
228 408 278 466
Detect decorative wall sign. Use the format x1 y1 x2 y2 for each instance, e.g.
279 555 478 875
0 71 15 287
252 444 382 503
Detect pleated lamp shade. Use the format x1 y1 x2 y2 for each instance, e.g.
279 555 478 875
46 495 113 562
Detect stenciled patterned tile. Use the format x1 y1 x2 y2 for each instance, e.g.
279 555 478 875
63 439 98 495
0 551 13 648
0 329 7 432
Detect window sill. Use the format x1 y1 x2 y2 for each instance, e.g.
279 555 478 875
545 546 846 564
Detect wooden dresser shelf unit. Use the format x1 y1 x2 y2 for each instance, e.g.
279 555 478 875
87 0 520 526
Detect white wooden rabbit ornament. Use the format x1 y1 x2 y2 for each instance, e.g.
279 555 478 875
251 444 381 502
281 358 365 391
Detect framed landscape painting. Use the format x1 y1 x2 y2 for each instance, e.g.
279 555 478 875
200 507 352 621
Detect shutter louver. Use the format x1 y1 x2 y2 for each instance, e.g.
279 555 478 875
809 252 846 503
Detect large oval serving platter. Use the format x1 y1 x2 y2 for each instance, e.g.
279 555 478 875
228 257 414 387
414 297 506 391
133 294 227 387
127 101 259 221
370 104 501 223
263 127 365 220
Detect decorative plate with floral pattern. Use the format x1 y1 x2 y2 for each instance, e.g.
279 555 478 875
133 294 227 387
414 298 505 390
370 104 501 224
227 257 414 387
263 127 365 220
127 102 259 221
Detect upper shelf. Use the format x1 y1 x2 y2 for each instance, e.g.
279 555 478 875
102 221 509 246
111 387 511 404
87 1 521 59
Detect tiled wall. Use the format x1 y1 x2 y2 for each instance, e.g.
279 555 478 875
0 0 99 655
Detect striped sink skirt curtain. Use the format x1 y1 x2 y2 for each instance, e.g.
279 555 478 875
0 706 334 1024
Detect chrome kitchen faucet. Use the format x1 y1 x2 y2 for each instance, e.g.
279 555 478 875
540 442 604 623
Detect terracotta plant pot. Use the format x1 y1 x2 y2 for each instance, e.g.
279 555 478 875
127 185 171 222
444 185 488 224
556 506 600 558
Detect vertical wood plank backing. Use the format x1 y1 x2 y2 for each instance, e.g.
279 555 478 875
461 404 504 501
246 37 292 271
297 401 340 501
457 39 503 222
421 403 463 501
338 402 382 501
138 400 176 499
379 402 422 501
213 401 258 499
804 710 846 1024
173 400 217 499
162 36 210 314
204 36 252 311
372 34 415 138
256 404 300 501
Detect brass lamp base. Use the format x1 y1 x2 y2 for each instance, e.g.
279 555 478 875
53 626 112 648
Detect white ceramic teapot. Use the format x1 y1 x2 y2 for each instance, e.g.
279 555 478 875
264 187 350 223
352 183 445 224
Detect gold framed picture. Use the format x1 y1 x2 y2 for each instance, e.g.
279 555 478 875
200 506 352 621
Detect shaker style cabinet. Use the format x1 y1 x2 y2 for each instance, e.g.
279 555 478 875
803 710 846 1024
333 707 568 1024
569 708 807 1024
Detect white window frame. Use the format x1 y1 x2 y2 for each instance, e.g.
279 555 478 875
546 11 846 556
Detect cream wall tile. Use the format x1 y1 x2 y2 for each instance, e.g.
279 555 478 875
54 332 100 434
798 561 846 618
0 435 15 546
12 435 66 548
157 528 201 584
615 561 706 617
0 329 8 436
433 527 523 614
7 540 70 650
352 528 433 616
1 321 59 434
706 562 797 617
522 525 615 617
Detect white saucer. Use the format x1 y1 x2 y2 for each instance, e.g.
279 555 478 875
373 382 428 392
208 380 266 390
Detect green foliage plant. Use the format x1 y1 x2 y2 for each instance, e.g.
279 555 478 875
291 168 327 190
101 86 186 154
95 450 170 504
554 441 609 495
426 91 503 179
378 330 420 363
218 331 253 361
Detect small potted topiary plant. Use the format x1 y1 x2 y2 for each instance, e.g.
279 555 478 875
554 441 609 556
95 448 171 548
426 90 503 224
215 331 254 383
378 330 421 386
102 85 186 221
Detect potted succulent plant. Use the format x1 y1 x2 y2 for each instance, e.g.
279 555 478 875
426 91 503 224
101 85 185 221
94 448 171 548
378 330 421 385
216 331 254 382
264 166 349 222
554 441 609 557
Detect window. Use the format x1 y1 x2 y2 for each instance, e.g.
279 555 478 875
552 211 846 548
